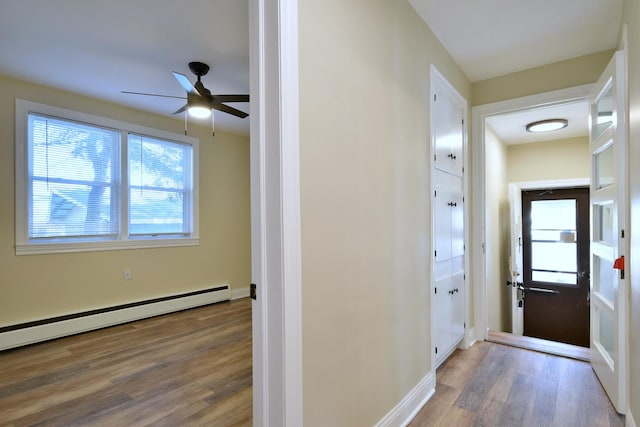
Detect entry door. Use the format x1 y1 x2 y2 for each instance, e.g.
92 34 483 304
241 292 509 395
521 188 590 347
589 51 627 414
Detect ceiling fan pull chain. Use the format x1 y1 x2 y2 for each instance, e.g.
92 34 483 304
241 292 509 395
184 111 188 136
212 111 215 137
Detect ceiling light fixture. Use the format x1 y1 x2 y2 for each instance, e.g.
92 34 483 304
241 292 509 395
526 118 568 133
188 105 211 119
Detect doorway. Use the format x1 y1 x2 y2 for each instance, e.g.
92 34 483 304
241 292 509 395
521 187 590 347
471 84 594 343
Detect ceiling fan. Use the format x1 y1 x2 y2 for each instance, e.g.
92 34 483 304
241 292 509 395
122 61 249 120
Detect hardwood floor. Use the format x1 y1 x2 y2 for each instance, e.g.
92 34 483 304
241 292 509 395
0 298 252 426
1 300 623 427
409 341 624 427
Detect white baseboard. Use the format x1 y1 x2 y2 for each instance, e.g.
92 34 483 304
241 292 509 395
0 285 230 351
462 326 476 349
628 408 637 427
375 370 436 427
231 286 250 300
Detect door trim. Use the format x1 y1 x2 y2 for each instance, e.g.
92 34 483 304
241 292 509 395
471 84 594 342
250 0 303 424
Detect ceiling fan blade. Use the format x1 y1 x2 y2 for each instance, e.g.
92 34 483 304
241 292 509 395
121 91 186 100
173 71 201 96
212 94 250 103
211 102 249 118
173 104 188 115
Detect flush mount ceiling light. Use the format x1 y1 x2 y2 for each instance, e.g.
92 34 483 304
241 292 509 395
526 118 568 133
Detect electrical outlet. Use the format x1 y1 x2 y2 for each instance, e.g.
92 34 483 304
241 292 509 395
123 268 132 280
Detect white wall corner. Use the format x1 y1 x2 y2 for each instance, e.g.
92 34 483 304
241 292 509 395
374 370 436 427
231 287 250 300
627 408 637 427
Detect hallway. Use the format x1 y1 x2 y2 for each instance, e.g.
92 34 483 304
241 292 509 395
410 341 623 426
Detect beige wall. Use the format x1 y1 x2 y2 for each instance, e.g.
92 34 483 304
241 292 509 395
507 136 590 183
622 0 640 421
472 50 614 106
485 126 510 332
0 74 251 325
298 0 470 425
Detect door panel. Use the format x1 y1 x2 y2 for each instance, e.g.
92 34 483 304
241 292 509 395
589 51 627 414
522 187 590 347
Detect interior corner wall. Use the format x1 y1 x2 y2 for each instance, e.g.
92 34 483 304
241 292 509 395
507 136 590 183
297 0 471 425
484 126 510 332
471 50 615 107
622 0 640 421
0 74 251 326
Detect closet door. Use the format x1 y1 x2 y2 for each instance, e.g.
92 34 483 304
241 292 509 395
432 68 467 368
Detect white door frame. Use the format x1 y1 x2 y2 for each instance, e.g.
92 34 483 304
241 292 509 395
471 84 594 341
249 0 303 425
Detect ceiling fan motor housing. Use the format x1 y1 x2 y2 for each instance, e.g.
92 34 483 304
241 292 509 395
189 61 210 78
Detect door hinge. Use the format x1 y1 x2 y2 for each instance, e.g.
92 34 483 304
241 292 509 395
435 287 437 294
464 322 466 329
434 94 437 102
435 250 437 257
250 283 257 300
621 229 625 238
435 346 438 354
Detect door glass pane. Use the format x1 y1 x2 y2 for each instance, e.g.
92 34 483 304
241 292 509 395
596 145 614 189
532 270 576 284
597 204 615 244
598 309 615 362
596 84 614 137
530 199 577 284
596 256 615 303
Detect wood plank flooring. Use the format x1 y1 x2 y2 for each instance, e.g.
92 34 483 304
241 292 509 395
409 341 624 427
0 298 252 426
1 299 624 427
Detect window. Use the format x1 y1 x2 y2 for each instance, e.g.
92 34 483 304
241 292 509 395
15 100 199 254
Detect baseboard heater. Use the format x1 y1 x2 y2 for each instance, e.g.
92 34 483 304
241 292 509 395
0 285 231 351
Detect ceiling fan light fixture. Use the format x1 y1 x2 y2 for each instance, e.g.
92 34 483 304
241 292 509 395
188 105 211 119
526 118 568 133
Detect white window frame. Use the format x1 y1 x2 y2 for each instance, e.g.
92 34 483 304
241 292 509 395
15 99 200 255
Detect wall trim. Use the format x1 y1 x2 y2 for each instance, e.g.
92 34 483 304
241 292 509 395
231 287 250 300
627 408 637 427
0 285 230 351
375 370 436 427
462 326 476 350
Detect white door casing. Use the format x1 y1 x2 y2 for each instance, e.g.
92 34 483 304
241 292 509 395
589 50 628 414
471 84 594 342
508 183 524 335
249 0 303 425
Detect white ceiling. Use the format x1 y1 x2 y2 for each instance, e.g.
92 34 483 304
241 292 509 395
0 1 623 141
0 0 250 136
485 101 590 145
409 0 623 82
409 0 622 144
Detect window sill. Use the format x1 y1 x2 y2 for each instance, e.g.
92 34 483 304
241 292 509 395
15 237 200 255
